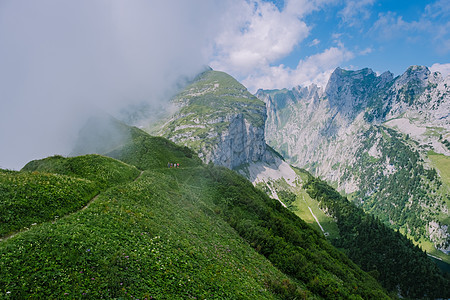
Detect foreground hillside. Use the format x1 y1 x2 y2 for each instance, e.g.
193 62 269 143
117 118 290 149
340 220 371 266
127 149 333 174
0 127 388 299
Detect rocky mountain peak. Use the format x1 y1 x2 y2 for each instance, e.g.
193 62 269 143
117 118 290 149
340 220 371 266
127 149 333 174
325 67 389 119
395 65 431 87
155 70 271 169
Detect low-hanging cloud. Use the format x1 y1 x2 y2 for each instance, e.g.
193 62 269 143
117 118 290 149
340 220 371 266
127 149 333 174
0 0 223 170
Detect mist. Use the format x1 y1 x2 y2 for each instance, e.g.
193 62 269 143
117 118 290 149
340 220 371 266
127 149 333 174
0 0 223 170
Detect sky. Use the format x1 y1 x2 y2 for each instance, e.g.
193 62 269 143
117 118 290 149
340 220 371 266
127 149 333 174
0 0 449 169
210 0 450 91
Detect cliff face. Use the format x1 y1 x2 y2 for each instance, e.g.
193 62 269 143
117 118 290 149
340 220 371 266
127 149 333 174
155 70 269 169
258 66 450 255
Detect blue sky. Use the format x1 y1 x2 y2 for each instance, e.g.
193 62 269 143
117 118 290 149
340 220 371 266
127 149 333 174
290 0 448 74
210 0 450 91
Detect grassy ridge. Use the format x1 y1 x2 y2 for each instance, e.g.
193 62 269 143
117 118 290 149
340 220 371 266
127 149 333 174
1 169 301 299
0 129 390 299
106 127 202 170
0 169 98 237
22 154 140 189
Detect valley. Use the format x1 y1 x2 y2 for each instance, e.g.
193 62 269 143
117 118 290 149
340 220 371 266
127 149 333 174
257 66 450 261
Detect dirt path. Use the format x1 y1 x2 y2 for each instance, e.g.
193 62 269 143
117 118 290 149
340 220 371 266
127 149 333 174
1 170 145 243
303 195 326 235
308 206 325 234
134 170 144 182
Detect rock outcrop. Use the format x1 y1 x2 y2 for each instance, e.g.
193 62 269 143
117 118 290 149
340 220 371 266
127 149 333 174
155 70 271 169
257 66 450 254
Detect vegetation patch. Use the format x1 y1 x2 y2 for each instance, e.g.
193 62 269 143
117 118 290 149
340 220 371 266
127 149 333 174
305 175 450 298
0 169 98 237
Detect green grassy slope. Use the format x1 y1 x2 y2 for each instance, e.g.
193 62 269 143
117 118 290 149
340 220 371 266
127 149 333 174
428 151 450 188
106 126 202 170
0 128 389 299
22 154 140 189
1 169 302 299
0 169 98 237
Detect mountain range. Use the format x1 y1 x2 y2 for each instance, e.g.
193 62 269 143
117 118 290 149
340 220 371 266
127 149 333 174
257 66 449 258
1 66 449 298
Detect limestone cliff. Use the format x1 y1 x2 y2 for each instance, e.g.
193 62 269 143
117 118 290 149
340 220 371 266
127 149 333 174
154 70 271 169
257 66 450 255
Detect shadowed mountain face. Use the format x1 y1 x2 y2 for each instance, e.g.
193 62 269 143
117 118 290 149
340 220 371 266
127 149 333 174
257 66 450 255
70 114 132 157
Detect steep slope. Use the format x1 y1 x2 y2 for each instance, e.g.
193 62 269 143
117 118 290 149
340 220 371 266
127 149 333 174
134 67 450 297
257 66 450 257
151 69 274 169
0 127 390 299
0 154 139 238
246 161 450 298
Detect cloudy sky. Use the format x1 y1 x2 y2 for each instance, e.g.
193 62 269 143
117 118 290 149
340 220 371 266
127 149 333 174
210 0 450 91
0 0 449 169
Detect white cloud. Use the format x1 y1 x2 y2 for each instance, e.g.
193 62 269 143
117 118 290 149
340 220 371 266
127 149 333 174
359 47 373 55
309 38 321 46
339 0 375 26
211 0 312 74
241 45 354 92
430 63 450 77
211 0 350 92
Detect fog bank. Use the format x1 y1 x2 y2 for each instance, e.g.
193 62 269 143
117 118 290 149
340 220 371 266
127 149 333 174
0 0 222 169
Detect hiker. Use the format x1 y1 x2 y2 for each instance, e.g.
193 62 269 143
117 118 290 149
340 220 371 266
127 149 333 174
177 163 180 168
167 162 170 168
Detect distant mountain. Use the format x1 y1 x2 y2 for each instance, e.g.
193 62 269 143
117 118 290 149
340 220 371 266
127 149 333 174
149 69 277 169
257 66 450 258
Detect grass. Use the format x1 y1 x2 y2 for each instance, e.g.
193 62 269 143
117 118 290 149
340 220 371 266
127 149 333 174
428 151 450 187
0 169 297 299
291 190 340 240
0 169 98 237
22 154 140 189
0 128 390 299
1 154 141 238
